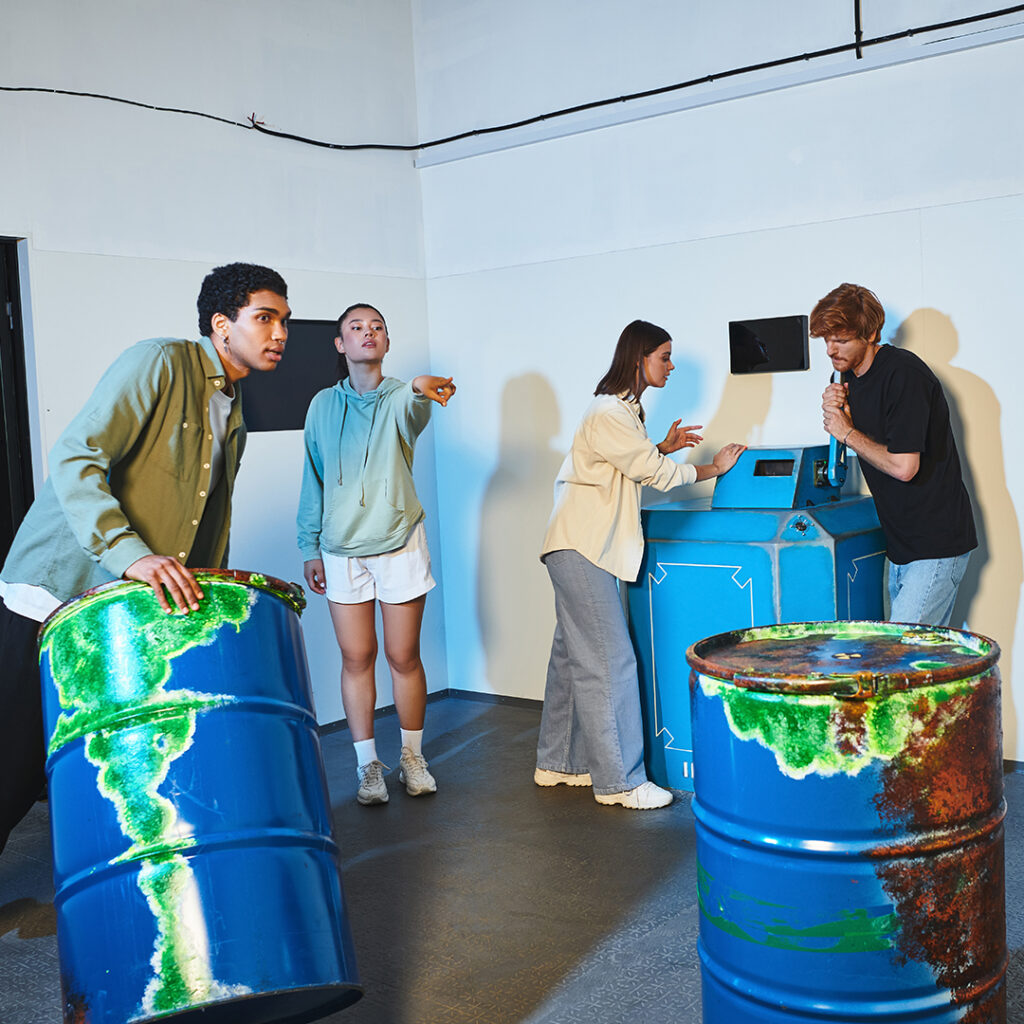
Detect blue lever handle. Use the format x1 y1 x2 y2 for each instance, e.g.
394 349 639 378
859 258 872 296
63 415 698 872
827 371 847 488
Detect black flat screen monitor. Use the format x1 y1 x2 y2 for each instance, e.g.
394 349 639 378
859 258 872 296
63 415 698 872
241 318 339 431
729 315 809 374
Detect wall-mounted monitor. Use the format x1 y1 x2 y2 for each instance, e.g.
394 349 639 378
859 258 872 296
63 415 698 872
729 315 809 374
242 318 338 431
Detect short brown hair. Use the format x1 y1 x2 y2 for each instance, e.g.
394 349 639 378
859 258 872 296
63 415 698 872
809 283 884 343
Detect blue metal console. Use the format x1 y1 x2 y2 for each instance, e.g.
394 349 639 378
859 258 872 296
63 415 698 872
626 445 885 792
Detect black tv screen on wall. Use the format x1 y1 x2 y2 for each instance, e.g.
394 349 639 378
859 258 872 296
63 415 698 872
728 315 809 375
241 318 338 432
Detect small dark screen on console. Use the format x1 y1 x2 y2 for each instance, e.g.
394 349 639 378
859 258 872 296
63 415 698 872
753 459 795 477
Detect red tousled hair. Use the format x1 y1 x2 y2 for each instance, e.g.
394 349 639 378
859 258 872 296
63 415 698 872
809 283 885 342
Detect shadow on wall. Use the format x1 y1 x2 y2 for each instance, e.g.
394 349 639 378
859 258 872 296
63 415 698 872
896 309 1021 750
477 374 564 700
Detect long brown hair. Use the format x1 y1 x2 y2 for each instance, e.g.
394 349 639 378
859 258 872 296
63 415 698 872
594 320 671 418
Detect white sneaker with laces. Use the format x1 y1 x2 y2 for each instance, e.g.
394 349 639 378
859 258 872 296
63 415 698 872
356 759 389 805
594 780 673 809
398 747 437 796
534 768 593 787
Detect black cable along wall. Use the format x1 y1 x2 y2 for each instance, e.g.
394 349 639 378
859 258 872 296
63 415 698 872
1 3 1023 153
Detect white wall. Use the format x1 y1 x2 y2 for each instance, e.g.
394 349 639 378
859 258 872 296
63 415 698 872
414 13 1024 758
1 0 448 721
6 1 1024 759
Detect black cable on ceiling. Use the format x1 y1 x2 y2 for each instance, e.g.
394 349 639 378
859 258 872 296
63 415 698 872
2 3 1023 154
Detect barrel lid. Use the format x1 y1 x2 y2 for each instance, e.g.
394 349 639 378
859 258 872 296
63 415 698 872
39 568 306 639
686 620 999 698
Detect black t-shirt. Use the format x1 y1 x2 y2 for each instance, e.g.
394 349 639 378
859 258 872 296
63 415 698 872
847 345 976 564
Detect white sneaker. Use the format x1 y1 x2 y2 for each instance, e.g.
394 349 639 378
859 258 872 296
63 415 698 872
356 760 389 805
594 780 674 809
398 747 437 796
534 768 593 787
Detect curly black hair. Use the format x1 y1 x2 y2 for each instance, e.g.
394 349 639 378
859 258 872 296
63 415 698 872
197 263 288 337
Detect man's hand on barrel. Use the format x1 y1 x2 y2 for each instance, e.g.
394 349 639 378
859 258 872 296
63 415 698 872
124 555 204 614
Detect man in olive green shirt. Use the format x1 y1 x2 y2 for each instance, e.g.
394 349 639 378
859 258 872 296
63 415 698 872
0 262 291 853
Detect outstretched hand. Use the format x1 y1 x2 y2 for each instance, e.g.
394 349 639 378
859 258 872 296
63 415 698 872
712 442 747 475
413 375 457 406
657 421 704 455
124 554 203 614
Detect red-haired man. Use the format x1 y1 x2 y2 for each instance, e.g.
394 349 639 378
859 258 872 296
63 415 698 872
811 282 976 626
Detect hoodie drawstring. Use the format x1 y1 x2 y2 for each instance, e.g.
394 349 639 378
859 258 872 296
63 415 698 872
359 391 382 507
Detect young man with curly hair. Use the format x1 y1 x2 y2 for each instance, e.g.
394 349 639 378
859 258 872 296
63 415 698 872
811 282 976 627
0 262 290 853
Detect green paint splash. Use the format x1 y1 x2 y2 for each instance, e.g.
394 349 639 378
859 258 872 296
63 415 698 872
699 674 978 779
697 862 899 952
41 582 258 1018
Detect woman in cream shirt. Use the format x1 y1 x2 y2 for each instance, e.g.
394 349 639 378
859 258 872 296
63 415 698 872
536 319 745 809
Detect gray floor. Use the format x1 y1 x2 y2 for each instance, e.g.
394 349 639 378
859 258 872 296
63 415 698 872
1 696 1022 1023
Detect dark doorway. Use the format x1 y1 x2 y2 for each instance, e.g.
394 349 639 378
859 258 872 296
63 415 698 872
0 239 33 564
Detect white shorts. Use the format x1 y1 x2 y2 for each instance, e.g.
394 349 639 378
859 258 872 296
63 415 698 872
322 521 436 605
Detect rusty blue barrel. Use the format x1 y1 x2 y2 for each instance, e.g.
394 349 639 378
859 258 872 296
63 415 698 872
39 569 361 1024
687 621 1005 1024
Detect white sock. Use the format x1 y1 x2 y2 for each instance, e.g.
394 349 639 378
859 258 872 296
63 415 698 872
400 729 423 757
354 738 378 771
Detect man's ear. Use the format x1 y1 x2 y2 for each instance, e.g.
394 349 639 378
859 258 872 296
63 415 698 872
210 311 230 338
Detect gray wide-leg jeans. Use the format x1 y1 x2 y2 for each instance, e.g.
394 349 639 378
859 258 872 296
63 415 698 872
536 548 647 795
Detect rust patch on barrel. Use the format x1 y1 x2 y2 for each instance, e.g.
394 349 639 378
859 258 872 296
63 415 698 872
874 669 1006 1022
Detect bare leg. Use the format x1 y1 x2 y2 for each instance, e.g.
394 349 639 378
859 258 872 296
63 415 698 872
380 595 427 731
328 599 378 741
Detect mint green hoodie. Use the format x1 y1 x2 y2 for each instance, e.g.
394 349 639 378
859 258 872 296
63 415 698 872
297 376 433 560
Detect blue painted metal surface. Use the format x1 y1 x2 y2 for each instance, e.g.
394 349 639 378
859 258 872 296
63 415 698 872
626 445 885 791
687 621 1006 1023
38 570 361 1024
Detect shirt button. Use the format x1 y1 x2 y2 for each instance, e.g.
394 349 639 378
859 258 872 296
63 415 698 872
203 463 210 469
178 551 186 559
199 490 206 497
192 519 199 526
207 434 213 440
214 379 223 388
182 421 188 428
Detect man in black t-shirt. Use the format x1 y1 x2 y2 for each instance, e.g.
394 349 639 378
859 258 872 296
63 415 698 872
811 283 976 626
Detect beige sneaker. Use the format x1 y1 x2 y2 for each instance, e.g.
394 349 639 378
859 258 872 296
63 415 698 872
398 747 437 796
594 780 673 809
534 768 593 787
356 760 389 806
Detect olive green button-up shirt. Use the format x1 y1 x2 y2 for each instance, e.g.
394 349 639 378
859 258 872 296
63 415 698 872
0 335 245 607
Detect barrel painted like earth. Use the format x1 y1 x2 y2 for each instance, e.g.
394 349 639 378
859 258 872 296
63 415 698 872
687 620 1005 1024
39 570 361 1024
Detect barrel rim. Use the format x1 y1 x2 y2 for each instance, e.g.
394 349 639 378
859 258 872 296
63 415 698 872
38 568 306 641
685 619 1001 697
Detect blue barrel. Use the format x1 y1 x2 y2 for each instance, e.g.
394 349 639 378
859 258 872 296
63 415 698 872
39 569 361 1024
687 621 1005 1024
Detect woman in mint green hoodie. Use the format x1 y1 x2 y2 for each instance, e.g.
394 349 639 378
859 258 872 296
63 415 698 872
297 304 455 806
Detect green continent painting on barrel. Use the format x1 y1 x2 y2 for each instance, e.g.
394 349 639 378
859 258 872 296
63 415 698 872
697 673 982 781
40 582 258 1019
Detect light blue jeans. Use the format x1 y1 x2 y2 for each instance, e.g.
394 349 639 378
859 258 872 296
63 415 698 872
536 549 647 795
887 552 971 626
